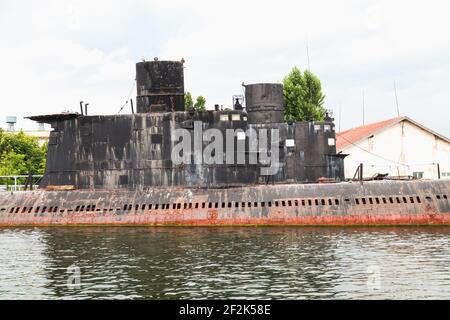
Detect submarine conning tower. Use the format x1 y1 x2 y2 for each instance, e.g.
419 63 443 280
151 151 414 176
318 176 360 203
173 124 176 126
28 58 345 190
136 59 185 113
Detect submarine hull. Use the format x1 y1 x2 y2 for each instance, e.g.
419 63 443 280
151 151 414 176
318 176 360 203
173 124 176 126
1 180 449 226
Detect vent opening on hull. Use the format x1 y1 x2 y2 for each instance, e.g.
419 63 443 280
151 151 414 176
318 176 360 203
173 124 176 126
2 194 448 217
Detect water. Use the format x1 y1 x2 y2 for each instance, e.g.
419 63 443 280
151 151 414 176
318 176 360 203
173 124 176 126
0 227 449 300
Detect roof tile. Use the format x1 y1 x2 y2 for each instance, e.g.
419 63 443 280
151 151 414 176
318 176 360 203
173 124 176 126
336 117 401 150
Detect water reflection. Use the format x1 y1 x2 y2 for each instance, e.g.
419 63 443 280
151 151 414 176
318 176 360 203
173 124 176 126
0 227 449 299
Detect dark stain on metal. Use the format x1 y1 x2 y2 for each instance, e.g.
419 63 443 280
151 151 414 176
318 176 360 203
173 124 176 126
1 58 449 226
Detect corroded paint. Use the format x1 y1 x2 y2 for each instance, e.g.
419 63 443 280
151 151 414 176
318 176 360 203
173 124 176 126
10 59 450 227
29 60 344 191
0 212 449 227
0 180 449 226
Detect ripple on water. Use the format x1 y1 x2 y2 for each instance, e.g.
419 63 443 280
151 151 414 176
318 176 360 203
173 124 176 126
0 227 450 299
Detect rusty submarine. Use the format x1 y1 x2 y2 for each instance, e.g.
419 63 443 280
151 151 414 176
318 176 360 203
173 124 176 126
0 58 449 226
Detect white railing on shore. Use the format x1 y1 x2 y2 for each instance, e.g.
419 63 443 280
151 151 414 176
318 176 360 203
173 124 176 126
0 175 43 191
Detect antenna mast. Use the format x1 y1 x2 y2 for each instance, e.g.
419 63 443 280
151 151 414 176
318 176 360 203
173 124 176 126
362 90 365 126
394 80 400 117
306 37 311 70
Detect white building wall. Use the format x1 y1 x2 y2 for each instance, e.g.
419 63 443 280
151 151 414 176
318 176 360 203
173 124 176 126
341 121 450 180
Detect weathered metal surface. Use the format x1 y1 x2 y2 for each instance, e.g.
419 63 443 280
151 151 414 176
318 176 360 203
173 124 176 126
0 180 448 226
38 112 344 189
245 83 284 124
13 58 449 227
27 60 344 190
136 60 184 113
26 113 80 123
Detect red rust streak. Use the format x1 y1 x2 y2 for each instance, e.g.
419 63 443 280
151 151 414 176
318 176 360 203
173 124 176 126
0 213 449 226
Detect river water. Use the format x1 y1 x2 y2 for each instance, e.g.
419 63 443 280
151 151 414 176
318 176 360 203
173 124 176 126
0 227 449 300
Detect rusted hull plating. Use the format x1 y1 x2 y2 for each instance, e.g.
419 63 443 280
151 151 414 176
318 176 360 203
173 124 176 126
0 180 449 227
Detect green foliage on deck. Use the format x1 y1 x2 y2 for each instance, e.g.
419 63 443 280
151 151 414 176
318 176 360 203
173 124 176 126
283 67 327 122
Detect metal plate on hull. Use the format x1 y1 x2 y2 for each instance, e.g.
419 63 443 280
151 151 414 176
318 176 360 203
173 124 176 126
0 180 449 226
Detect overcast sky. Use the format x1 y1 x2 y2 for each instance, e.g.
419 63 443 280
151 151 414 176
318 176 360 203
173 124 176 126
1 0 449 136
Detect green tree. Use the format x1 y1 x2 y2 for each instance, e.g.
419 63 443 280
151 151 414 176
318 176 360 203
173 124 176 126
0 150 27 176
0 130 47 176
194 96 206 112
185 92 207 112
283 67 326 122
185 92 194 110
39 141 48 173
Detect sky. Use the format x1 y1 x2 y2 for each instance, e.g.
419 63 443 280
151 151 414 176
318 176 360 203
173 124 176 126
0 0 449 137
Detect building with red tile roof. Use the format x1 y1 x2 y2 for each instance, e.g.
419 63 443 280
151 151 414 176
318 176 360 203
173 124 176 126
336 117 450 180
